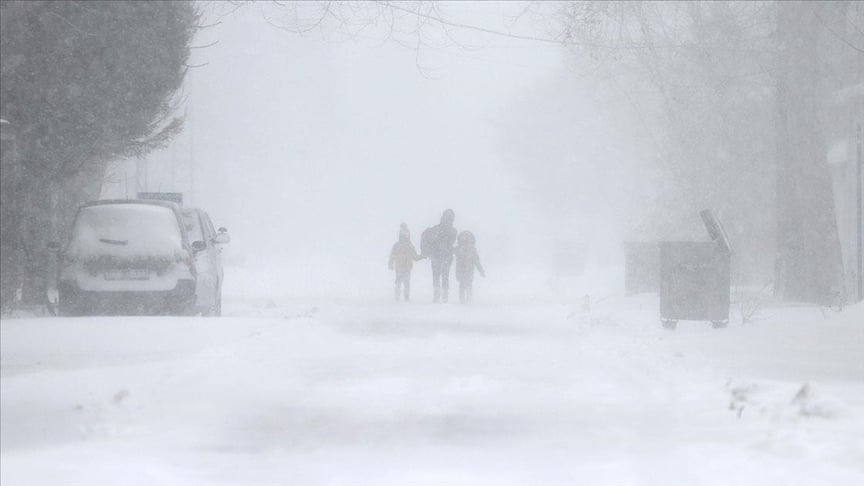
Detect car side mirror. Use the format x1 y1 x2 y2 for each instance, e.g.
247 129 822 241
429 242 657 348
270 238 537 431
213 232 230 245
47 241 61 252
191 240 207 253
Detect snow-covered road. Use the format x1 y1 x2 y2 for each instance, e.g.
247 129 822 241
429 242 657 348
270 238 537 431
2 297 863 485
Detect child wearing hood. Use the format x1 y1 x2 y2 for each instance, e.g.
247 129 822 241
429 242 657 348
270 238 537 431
389 223 423 301
454 230 485 303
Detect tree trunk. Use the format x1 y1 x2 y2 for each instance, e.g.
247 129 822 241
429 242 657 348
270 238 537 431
774 1 844 305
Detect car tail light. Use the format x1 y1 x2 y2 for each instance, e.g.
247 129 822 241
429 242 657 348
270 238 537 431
175 250 197 277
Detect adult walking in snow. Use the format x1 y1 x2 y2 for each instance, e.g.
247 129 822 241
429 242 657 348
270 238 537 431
421 209 458 303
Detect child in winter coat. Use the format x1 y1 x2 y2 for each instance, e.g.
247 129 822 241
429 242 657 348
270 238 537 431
389 223 423 301
454 230 485 303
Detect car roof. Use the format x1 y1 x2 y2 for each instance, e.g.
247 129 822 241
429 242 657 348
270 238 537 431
81 199 181 210
181 207 209 215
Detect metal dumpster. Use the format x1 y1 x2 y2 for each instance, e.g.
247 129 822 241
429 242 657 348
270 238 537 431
659 210 732 329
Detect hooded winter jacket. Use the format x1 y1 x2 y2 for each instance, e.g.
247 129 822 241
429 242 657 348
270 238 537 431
389 224 421 273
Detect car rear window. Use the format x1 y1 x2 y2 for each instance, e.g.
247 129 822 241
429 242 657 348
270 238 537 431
68 204 183 259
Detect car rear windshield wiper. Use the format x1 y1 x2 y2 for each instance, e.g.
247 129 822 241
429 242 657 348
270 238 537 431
99 238 128 246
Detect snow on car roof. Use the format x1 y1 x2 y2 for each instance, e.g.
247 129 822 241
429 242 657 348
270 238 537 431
83 199 181 210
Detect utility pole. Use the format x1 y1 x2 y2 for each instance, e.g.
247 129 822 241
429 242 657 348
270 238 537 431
855 121 864 302
189 105 195 207
136 156 148 194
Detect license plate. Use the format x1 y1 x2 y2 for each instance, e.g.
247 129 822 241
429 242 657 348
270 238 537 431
104 269 150 281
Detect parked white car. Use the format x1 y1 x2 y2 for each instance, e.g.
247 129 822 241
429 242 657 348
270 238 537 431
181 208 229 316
51 200 197 316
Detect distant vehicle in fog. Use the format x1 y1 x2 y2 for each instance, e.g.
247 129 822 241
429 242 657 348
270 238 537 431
181 208 229 316
50 200 198 316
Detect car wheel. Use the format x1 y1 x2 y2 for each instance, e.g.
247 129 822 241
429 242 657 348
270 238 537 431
213 285 222 317
58 302 72 317
58 288 80 317
58 299 80 317
203 284 222 317
169 295 196 316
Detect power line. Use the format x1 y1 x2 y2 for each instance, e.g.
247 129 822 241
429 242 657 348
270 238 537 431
373 1 752 53
815 12 864 54
376 0 569 47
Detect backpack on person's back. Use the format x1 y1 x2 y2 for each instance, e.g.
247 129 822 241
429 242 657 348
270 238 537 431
420 225 437 258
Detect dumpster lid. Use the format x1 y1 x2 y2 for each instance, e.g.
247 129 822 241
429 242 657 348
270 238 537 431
700 209 731 253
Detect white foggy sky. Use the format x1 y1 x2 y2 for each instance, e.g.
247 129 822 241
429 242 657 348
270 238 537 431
104 2 641 297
